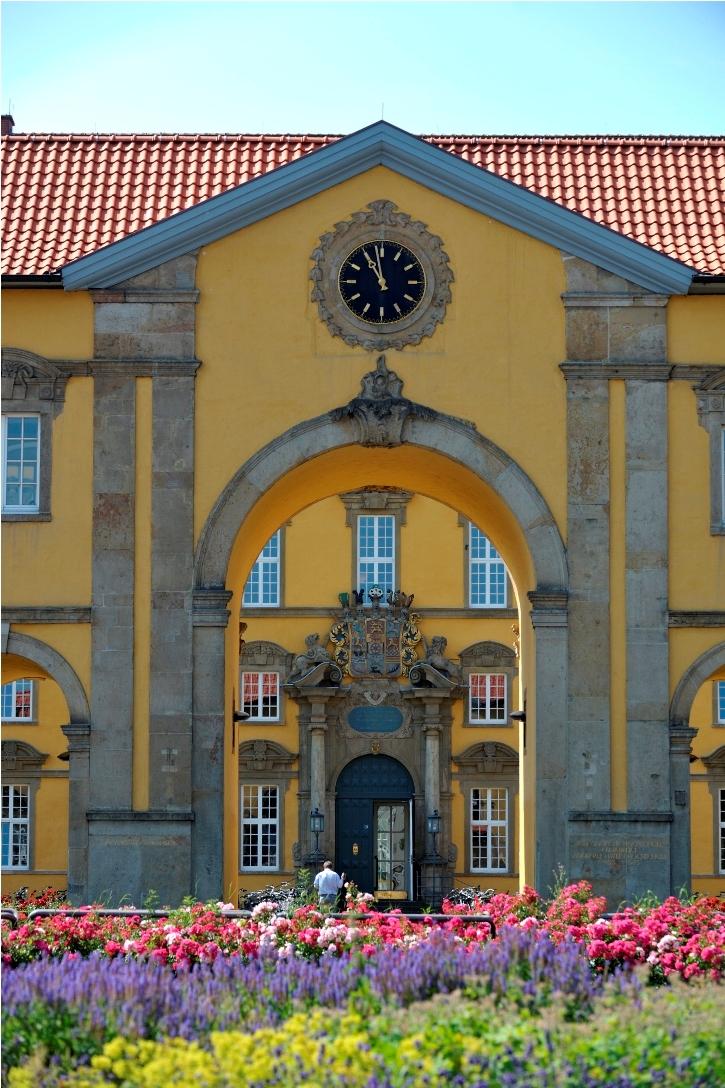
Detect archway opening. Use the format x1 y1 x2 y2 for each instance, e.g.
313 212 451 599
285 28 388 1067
335 755 415 898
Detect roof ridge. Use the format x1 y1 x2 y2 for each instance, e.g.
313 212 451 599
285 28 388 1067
2 132 724 143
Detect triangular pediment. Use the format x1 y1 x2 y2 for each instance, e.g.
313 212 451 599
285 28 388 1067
62 121 694 295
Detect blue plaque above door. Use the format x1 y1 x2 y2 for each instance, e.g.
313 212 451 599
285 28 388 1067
348 705 404 734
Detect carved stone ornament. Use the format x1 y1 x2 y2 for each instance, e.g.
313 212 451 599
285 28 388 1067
331 355 436 447
310 200 454 351
701 745 725 774
696 368 725 426
453 742 519 775
409 635 461 686
336 681 413 740
1 349 64 402
238 739 297 774
1 739 49 772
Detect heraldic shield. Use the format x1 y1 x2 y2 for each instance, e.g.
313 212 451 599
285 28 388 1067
330 587 421 678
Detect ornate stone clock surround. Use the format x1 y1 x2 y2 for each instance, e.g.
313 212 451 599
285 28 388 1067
310 199 454 352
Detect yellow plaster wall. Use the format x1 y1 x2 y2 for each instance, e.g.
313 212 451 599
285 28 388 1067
194 165 568 548
1 652 70 893
2 377 93 606
2 290 94 358
668 296 725 365
668 381 725 610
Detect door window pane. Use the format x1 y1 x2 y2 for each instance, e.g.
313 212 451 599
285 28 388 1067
375 803 406 892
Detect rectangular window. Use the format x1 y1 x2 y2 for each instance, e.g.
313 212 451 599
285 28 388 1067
242 672 280 721
241 785 279 870
718 681 725 725
243 531 280 606
2 785 29 870
471 787 508 872
2 415 40 512
358 515 394 599
469 526 506 607
469 673 507 723
720 788 725 875
1 679 33 721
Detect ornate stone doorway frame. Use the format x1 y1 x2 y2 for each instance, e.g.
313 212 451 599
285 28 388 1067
191 358 569 900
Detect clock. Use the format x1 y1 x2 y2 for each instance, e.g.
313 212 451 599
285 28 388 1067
310 200 453 352
338 241 426 325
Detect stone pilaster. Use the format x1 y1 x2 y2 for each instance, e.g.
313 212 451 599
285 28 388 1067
62 723 90 904
530 592 569 894
625 379 670 815
669 726 698 894
191 589 232 900
422 699 442 819
308 698 328 859
89 374 135 812
564 376 611 812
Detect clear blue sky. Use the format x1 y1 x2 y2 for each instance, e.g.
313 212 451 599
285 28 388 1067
2 1 724 136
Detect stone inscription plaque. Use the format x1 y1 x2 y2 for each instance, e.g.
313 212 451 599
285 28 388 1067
348 706 404 734
568 823 670 903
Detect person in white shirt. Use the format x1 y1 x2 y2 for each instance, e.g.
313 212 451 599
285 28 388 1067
313 860 345 906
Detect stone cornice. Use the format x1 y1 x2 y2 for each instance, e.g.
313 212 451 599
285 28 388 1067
561 362 720 382
54 359 202 377
3 606 91 624
240 606 518 620
89 288 200 304
86 810 195 821
561 293 670 308
668 611 725 628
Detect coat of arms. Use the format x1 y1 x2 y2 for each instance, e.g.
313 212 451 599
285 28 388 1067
330 587 422 678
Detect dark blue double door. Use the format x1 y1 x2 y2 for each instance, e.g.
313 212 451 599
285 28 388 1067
335 755 414 898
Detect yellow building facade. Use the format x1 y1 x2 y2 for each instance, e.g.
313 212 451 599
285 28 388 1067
2 124 724 906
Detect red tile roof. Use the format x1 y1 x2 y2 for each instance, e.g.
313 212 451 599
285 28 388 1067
2 133 724 277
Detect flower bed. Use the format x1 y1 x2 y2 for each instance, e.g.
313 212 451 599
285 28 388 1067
4 881 724 982
4 937 725 1087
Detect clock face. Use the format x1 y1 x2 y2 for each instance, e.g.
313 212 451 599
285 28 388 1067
338 241 426 324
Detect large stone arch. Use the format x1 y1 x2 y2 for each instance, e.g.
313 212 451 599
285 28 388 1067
191 388 569 901
194 409 568 593
670 642 725 727
5 631 89 724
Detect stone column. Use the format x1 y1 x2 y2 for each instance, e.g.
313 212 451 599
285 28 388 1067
422 699 442 819
191 589 233 901
669 726 697 895
530 592 569 895
308 697 328 858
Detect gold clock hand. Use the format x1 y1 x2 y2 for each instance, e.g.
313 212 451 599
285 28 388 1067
364 250 387 290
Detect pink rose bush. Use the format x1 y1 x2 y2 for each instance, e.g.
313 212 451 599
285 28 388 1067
3 881 724 983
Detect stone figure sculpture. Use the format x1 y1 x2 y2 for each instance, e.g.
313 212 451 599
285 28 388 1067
286 633 331 683
416 635 461 682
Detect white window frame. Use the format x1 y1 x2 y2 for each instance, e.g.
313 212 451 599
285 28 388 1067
469 672 507 724
720 787 725 876
718 681 725 726
469 526 507 608
241 672 280 722
470 786 508 872
240 785 279 871
2 784 30 870
357 514 395 599
1 679 35 722
243 531 280 607
2 413 40 514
